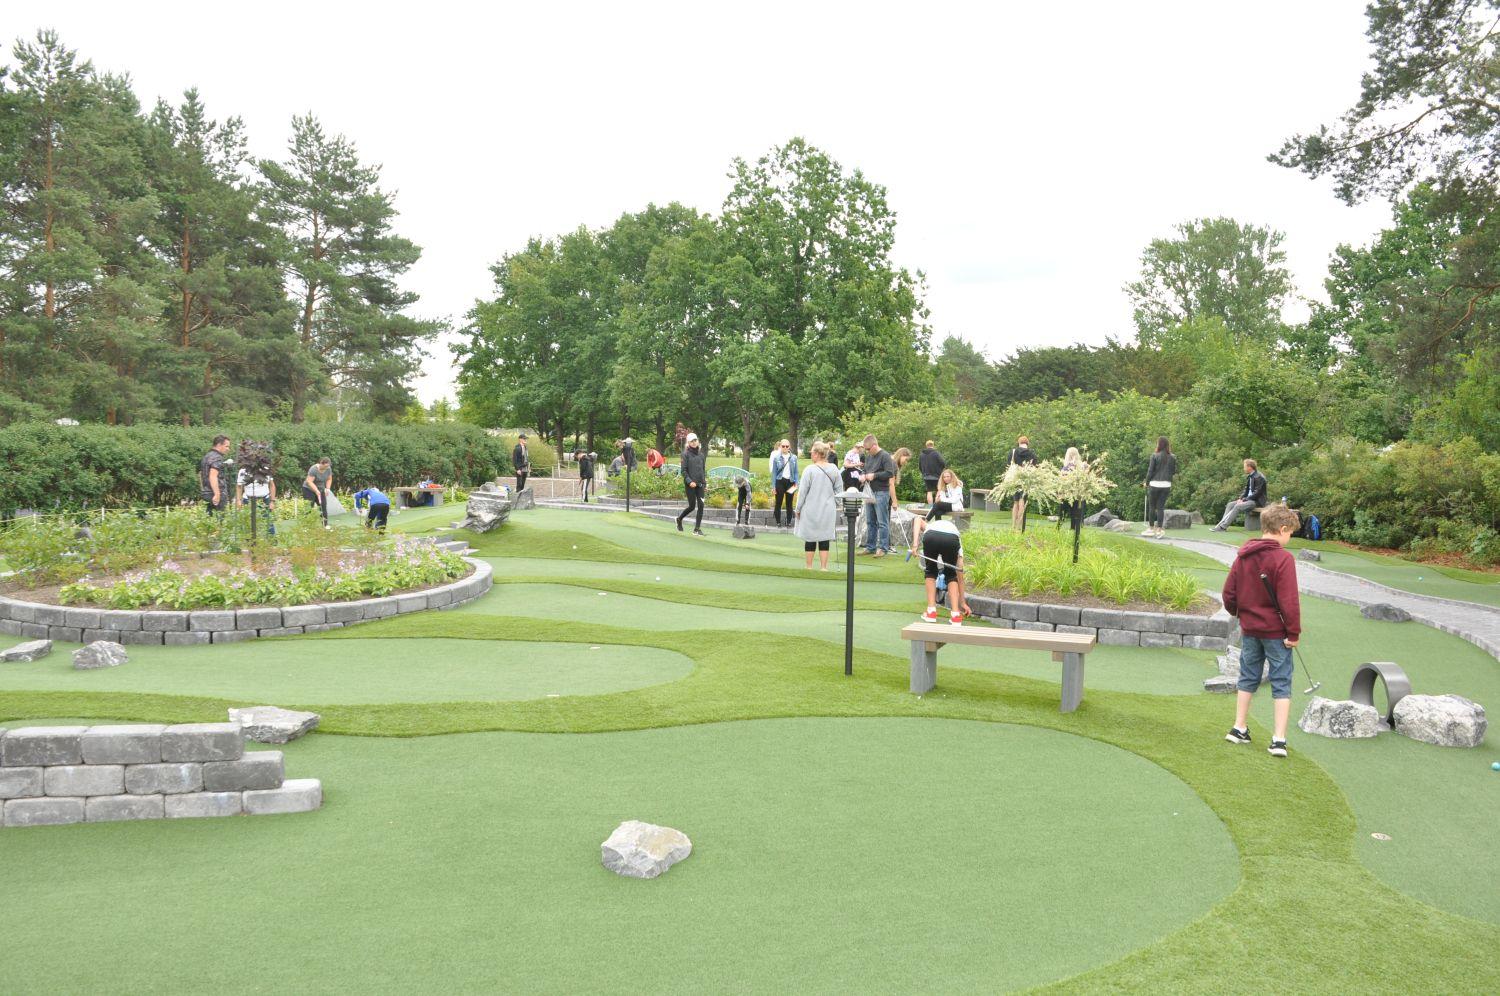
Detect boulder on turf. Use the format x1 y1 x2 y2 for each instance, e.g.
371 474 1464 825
1361 603 1411 623
227 706 321 744
1298 697 1382 739
1298 549 1322 562
1162 509 1193 530
601 820 692 879
732 524 756 539
1190 511 1204 525
1104 519 1132 533
73 641 127 670
458 483 512 533
1392 694 1487 748
1082 508 1115 528
1215 645 1240 677
513 489 536 510
1203 675 1237 693
1 639 52 662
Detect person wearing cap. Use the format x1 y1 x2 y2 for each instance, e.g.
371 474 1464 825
577 451 597 502
512 433 531 492
676 432 707 534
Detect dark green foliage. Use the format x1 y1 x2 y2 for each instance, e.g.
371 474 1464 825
0 422 509 512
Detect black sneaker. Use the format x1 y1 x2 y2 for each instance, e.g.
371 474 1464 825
676 519 684 532
692 528 704 536
1268 740 1288 758
1225 727 1252 745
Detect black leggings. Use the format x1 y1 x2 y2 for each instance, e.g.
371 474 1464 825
803 540 829 552
302 485 328 524
1147 486 1170 528
678 486 704 529
774 480 795 523
922 530 961 583
925 501 954 522
365 501 389 531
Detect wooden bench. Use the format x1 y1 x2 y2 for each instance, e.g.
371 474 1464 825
907 505 973 532
391 486 448 508
899 622 1097 712
970 488 994 511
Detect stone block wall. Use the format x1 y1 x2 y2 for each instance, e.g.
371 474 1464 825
0 558 492 646
963 596 1233 649
0 723 321 827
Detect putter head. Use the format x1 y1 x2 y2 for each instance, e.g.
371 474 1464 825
1303 682 1321 694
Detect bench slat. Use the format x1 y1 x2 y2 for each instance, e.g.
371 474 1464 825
899 621 1095 653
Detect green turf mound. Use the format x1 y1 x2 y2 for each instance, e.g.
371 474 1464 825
0 718 1236 993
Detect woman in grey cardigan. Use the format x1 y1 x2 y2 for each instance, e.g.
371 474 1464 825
794 441 843 570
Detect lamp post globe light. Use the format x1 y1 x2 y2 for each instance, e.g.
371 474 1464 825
841 487 863 677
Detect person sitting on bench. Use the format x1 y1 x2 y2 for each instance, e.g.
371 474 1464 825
910 515 969 624
925 468 965 521
1211 458 1268 531
353 486 391 531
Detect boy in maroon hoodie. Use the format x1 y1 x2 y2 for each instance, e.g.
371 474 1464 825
1221 504 1301 757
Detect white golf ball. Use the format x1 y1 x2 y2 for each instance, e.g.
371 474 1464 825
655 577 662 581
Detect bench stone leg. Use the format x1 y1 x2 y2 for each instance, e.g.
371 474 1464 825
1060 652 1085 712
910 642 937 694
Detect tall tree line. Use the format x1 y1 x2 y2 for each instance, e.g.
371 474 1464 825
457 138 932 463
0 31 438 426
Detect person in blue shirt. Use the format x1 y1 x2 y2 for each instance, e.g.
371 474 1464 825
353 486 392 531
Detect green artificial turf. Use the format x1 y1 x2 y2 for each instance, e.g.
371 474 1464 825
0 718 1237 993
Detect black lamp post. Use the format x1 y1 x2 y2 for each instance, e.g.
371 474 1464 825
622 438 635 513
841 488 862 677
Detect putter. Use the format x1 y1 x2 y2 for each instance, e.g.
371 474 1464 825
1258 572 1321 693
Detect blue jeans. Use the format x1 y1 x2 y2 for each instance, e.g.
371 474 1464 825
864 490 891 552
1237 635 1293 699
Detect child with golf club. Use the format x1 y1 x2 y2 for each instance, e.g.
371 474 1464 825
1221 503 1306 758
908 511 970 625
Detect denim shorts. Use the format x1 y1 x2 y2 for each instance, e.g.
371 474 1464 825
1237 635 1293 699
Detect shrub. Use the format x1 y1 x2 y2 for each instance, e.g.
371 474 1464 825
964 527 1205 611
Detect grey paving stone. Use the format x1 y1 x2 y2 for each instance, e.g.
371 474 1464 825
236 607 282 631
140 611 189 632
1163 613 1214 636
1098 628 1140 647
1184 635 1228 650
1 599 36 623
0 619 22 637
1080 608 1128 629
426 589 454 608
1055 625 1097 637
119 630 164 646
189 610 236 632
5 796 84 826
363 598 397 620
2 726 87 766
164 631 211 646
125 762 203 795
1140 632 1184 648
303 623 343 633
1013 620 1055 632
396 594 428 614
33 605 69 626
1038 604 1081 626
964 595 1001 618
19 622 48 639
80 629 111 645
165 791 242 818
161 723 243 763
81 725 165 764
988 618 1014 629
0 766 43 799
62 607 102 629
203 751 284 792
211 630 254 644
1119 611 1166 633
258 627 304 638
86 793 164 822
97 610 143 632
243 778 321 816
281 605 326 627
44 764 124 796
324 602 364 624
1000 601 1039 622
47 626 83 643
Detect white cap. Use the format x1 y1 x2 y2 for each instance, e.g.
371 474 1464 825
686 433 699 443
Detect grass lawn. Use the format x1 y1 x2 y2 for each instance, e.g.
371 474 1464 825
1 506 1497 993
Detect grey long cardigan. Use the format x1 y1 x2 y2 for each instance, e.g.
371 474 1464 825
794 462 844 543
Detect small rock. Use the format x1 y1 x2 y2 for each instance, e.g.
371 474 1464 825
1 639 53 662
1361 603 1411 622
1189 511 1204 525
1082 508 1115 528
459 485 512 533
73 641 128 670
1103 519 1132 533
1162 509 1193 530
601 820 692 879
1392 694 1487 748
513 490 536 511
1298 697 1382 739
1203 675 1237 694
1298 549 1322 562
732 524 756 539
227 706 321 744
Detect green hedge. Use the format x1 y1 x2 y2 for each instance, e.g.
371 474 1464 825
0 422 511 512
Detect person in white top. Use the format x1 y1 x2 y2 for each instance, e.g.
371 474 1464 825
236 466 277 536
924 468 965 521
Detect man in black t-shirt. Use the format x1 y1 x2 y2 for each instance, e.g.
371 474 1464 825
200 435 231 514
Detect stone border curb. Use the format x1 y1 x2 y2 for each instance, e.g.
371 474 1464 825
0 558 491 646
963 595 1231 649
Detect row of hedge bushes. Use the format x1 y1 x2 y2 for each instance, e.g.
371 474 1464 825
0 422 512 512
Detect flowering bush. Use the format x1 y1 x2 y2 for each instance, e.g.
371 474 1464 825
965 528 1203 611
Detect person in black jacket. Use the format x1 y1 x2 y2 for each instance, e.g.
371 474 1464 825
512 433 531 492
676 432 707 534
577 451 596 502
1211 458 1268 531
1007 435 1038 532
918 440 946 505
1142 436 1177 538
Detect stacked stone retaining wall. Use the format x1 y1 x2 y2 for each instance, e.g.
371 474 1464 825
964 595 1233 649
0 558 491 646
0 723 321 827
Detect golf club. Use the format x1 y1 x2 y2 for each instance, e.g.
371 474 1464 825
1258 571 1321 693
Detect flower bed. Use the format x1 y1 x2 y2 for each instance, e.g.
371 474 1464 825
964 528 1208 612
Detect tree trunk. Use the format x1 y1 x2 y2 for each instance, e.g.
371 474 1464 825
654 416 666 454
586 412 596 453
43 125 56 324
788 413 801 453
740 416 754 471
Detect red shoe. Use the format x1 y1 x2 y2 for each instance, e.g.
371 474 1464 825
949 611 963 626
922 607 938 623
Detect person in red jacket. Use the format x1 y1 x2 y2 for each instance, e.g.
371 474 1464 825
1221 503 1302 758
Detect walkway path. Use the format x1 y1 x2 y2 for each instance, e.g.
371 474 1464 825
1156 536 1500 660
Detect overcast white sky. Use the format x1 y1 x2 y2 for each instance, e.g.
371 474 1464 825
24 1 1392 403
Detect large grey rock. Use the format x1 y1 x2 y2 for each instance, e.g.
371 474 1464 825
1297 549 1322 562
1103 519 1133 533
1392 694 1487 748
1360 603 1411 623
227 706 320 744
459 483 512 533
732 524 756 539
1082 508 1115 528
1189 511 1205 525
73 641 128 670
1203 675 1238 693
601 820 692 879
1298 697 1382 739
0 639 52 662
513 489 536 511
1162 509 1193 530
